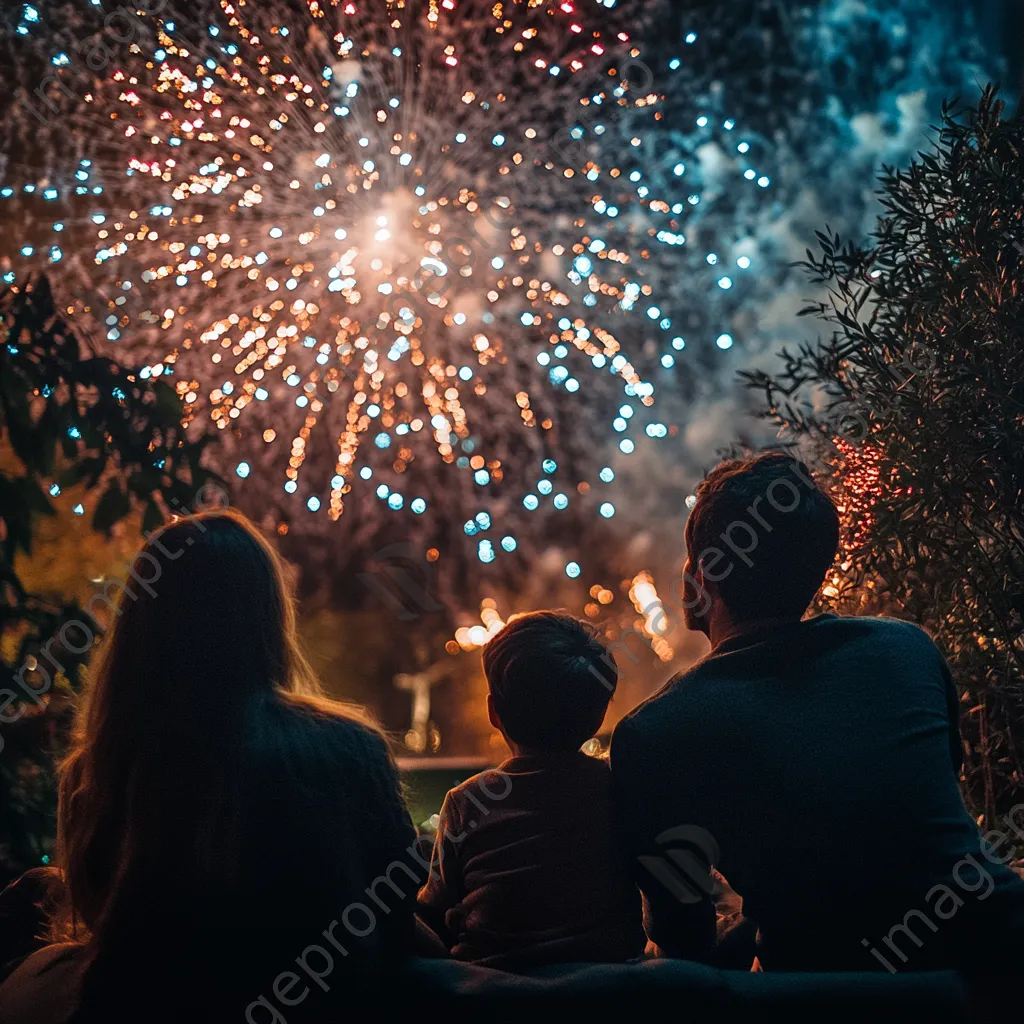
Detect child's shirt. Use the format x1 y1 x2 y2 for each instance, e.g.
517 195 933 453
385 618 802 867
418 751 645 970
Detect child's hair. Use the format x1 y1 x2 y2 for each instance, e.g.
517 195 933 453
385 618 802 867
482 610 617 752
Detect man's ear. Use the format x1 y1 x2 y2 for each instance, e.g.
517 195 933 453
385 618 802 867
693 562 713 618
486 692 501 731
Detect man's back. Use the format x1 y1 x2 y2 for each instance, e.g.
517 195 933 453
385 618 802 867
612 614 1024 971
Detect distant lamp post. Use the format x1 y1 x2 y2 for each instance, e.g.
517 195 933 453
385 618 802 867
394 659 451 753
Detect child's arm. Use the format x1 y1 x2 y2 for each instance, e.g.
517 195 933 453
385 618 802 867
416 791 466 943
610 720 717 961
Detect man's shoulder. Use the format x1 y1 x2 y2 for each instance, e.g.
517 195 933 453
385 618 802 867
614 662 710 741
812 613 940 654
821 612 932 636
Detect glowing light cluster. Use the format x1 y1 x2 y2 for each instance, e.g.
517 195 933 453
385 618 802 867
451 598 506 651
628 570 673 661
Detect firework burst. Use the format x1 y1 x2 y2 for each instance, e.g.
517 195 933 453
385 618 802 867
11 0 668 540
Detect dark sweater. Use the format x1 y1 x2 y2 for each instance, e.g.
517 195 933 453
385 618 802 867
611 614 1024 971
419 752 645 970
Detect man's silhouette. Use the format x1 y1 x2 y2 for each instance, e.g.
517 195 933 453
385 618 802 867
612 452 1024 971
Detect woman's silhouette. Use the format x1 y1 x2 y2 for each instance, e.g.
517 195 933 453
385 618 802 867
1 509 419 1020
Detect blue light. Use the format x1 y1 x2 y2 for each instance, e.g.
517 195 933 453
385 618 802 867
716 333 734 350
758 176 771 188
538 479 553 495
718 277 733 290
696 116 709 127
661 354 675 368
553 493 569 510
475 512 491 530
520 312 534 326
669 58 681 69
388 493 404 510
235 462 250 478
464 519 479 536
737 256 751 269
599 503 615 518
565 561 581 578
501 536 517 552
491 134 505 146
474 470 490 485
619 439 635 454
49 484 60 496
411 498 427 514
523 494 539 511
306 497 321 512
599 467 614 483
573 255 592 275
673 163 685 176
359 466 373 480
738 142 750 154
73 503 85 516
478 539 495 564
542 459 557 473
685 32 698 43
672 336 686 350
331 475 345 490
455 132 467 144
374 432 391 449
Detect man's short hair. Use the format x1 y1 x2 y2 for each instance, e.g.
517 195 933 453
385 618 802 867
685 452 840 622
482 611 616 752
